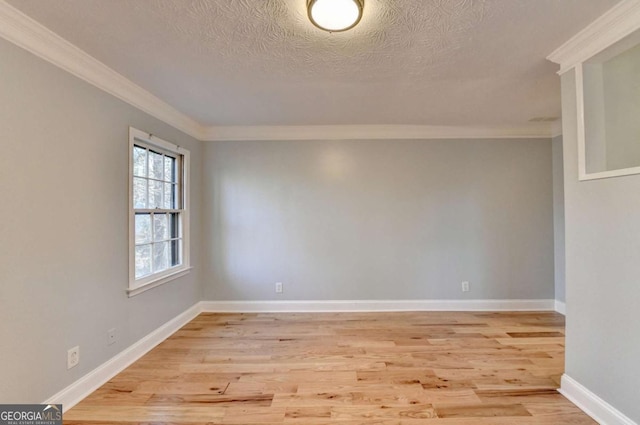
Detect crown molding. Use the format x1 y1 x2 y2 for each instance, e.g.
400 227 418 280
547 0 640 75
0 0 206 140
202 123 555 142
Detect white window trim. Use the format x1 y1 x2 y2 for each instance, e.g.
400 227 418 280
128 127 191 297
575 62 640 181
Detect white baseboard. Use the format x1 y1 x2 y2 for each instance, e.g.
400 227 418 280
200 299 555 313
43 303 202 412
555 300 566 315
560 374 637 425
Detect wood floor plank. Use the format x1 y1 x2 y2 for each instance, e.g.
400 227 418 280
64 311 597 424
513 330 565 338
435 403 531 418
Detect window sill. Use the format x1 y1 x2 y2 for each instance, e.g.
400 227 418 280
128 267 192 297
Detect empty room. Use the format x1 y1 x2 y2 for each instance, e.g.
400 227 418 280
1 0 639 424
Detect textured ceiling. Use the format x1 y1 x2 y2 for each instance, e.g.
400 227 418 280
8 0 620 127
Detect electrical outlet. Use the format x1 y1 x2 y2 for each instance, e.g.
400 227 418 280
107 328 116 346
67 346 79 369
461 281 470 292
275 282 283 294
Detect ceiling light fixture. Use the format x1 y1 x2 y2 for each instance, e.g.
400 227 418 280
307 0 364 33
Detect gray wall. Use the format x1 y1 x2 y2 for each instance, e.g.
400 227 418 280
552 135 566 303
561 70 640 422
203 139 554 301
0 38 203 403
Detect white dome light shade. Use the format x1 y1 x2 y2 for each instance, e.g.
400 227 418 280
308 0 364 32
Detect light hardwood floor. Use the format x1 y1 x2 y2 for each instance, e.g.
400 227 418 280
64 311 595 424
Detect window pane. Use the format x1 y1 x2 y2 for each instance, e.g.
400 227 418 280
135 244 152 278
153 214 169 241
133 146 147 177
149 151 163 180
149 180 163 209
164 156 176 183
169 213 180 239
170 239 181 267
133 177 147 209
153 242 169 273
163 183 174 209
135 214 151 244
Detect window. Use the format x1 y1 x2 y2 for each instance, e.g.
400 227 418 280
129 127 190 296
576 28 640 180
